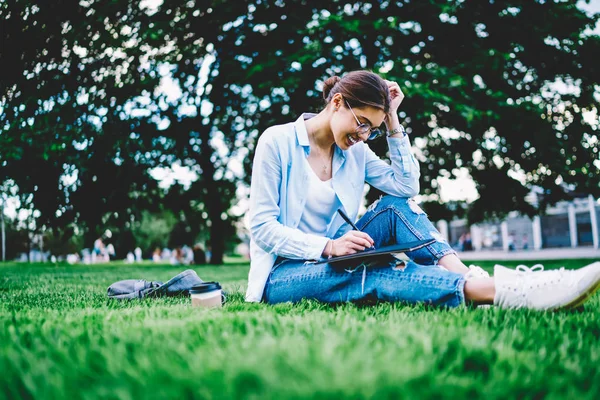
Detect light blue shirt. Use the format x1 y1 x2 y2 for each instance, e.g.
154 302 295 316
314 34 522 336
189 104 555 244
246 113 421 302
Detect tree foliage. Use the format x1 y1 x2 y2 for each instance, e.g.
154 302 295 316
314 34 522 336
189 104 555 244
1 0 599 262
226 0 600 221
1 0 169 246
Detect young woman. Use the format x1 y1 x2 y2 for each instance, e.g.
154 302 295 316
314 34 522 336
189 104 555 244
246 70 600 310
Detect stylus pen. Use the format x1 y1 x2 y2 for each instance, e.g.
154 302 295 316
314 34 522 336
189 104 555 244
337 209 375 249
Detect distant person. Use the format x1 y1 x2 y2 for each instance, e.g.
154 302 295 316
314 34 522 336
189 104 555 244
205 246 212 264
93 237 105 263
457 233 465 251
126 252 135 264
66 253 80 265
106 243 115 261
522 234 529 250
152 247 162 263
134 247 142 262
170 247 184 265
463 233 473 251
181 245 194 265
93 237 104 254
508 233 516 251
81 248 92 264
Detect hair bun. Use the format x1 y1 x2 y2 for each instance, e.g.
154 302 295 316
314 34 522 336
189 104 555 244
322 76 341 100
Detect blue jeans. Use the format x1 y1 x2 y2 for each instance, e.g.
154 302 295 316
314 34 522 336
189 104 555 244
263 195 466 307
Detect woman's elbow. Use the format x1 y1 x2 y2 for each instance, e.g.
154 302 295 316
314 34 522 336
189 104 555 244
388 175 420 198
404 178 420 198
407 184 420 198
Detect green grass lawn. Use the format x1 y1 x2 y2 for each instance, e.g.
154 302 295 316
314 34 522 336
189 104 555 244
2 259 600 399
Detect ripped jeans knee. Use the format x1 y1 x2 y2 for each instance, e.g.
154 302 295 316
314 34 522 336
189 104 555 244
358 196 456 264
366 195 426 217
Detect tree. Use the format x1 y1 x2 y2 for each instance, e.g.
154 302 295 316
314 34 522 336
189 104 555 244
3 0 598 264
1 0 175 249
139 1 264 264
1 0 249 264
232 0 600 221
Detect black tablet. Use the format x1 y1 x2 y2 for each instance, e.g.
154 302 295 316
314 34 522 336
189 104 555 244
326 238 435 266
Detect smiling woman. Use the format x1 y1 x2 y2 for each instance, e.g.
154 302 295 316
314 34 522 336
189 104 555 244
246 69 600 311
247 70 430 304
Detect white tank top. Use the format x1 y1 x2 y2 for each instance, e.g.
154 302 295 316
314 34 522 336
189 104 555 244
297 158 339 236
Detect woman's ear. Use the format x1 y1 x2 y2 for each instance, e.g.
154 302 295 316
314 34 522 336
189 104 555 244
331 93 343 110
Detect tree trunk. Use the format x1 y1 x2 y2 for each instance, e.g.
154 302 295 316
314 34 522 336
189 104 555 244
207 196 225 265
196 123 226 265
27 231 32 263
1 198 5 262
39 230 44 262
199 153 225 266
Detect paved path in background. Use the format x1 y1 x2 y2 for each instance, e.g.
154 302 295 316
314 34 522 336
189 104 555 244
455 247 600 261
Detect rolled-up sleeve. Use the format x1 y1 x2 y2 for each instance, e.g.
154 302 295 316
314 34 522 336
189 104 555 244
249 133 329 260
364 134 420 197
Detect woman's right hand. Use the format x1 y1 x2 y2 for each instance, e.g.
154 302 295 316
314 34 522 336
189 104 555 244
327 231 375 257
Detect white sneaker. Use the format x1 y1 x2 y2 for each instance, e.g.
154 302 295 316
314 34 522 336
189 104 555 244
464 265 490 280
493 262 600 310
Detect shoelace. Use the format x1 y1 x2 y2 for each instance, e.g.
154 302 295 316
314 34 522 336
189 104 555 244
513 265 570 298
516 264 567 277
515 264 545 274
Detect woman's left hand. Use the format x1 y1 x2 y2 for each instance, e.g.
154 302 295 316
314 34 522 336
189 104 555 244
385 80 404 114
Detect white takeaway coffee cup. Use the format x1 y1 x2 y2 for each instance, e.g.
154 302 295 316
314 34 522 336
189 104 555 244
189 282 222 308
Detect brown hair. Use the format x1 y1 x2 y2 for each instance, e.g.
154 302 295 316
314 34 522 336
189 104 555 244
322 70 390 114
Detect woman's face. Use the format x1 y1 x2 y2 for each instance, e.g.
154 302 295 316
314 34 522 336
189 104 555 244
329 95 387 150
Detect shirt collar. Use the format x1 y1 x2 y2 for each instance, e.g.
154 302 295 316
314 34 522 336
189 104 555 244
294 112 346 161
294 113 316 147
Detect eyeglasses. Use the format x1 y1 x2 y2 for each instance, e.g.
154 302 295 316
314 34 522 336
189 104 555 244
345 99 388 141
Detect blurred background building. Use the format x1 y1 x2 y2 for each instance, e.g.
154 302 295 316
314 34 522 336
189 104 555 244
438 193 599 252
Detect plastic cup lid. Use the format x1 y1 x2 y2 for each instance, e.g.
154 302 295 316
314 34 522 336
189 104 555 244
189 281 222 294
